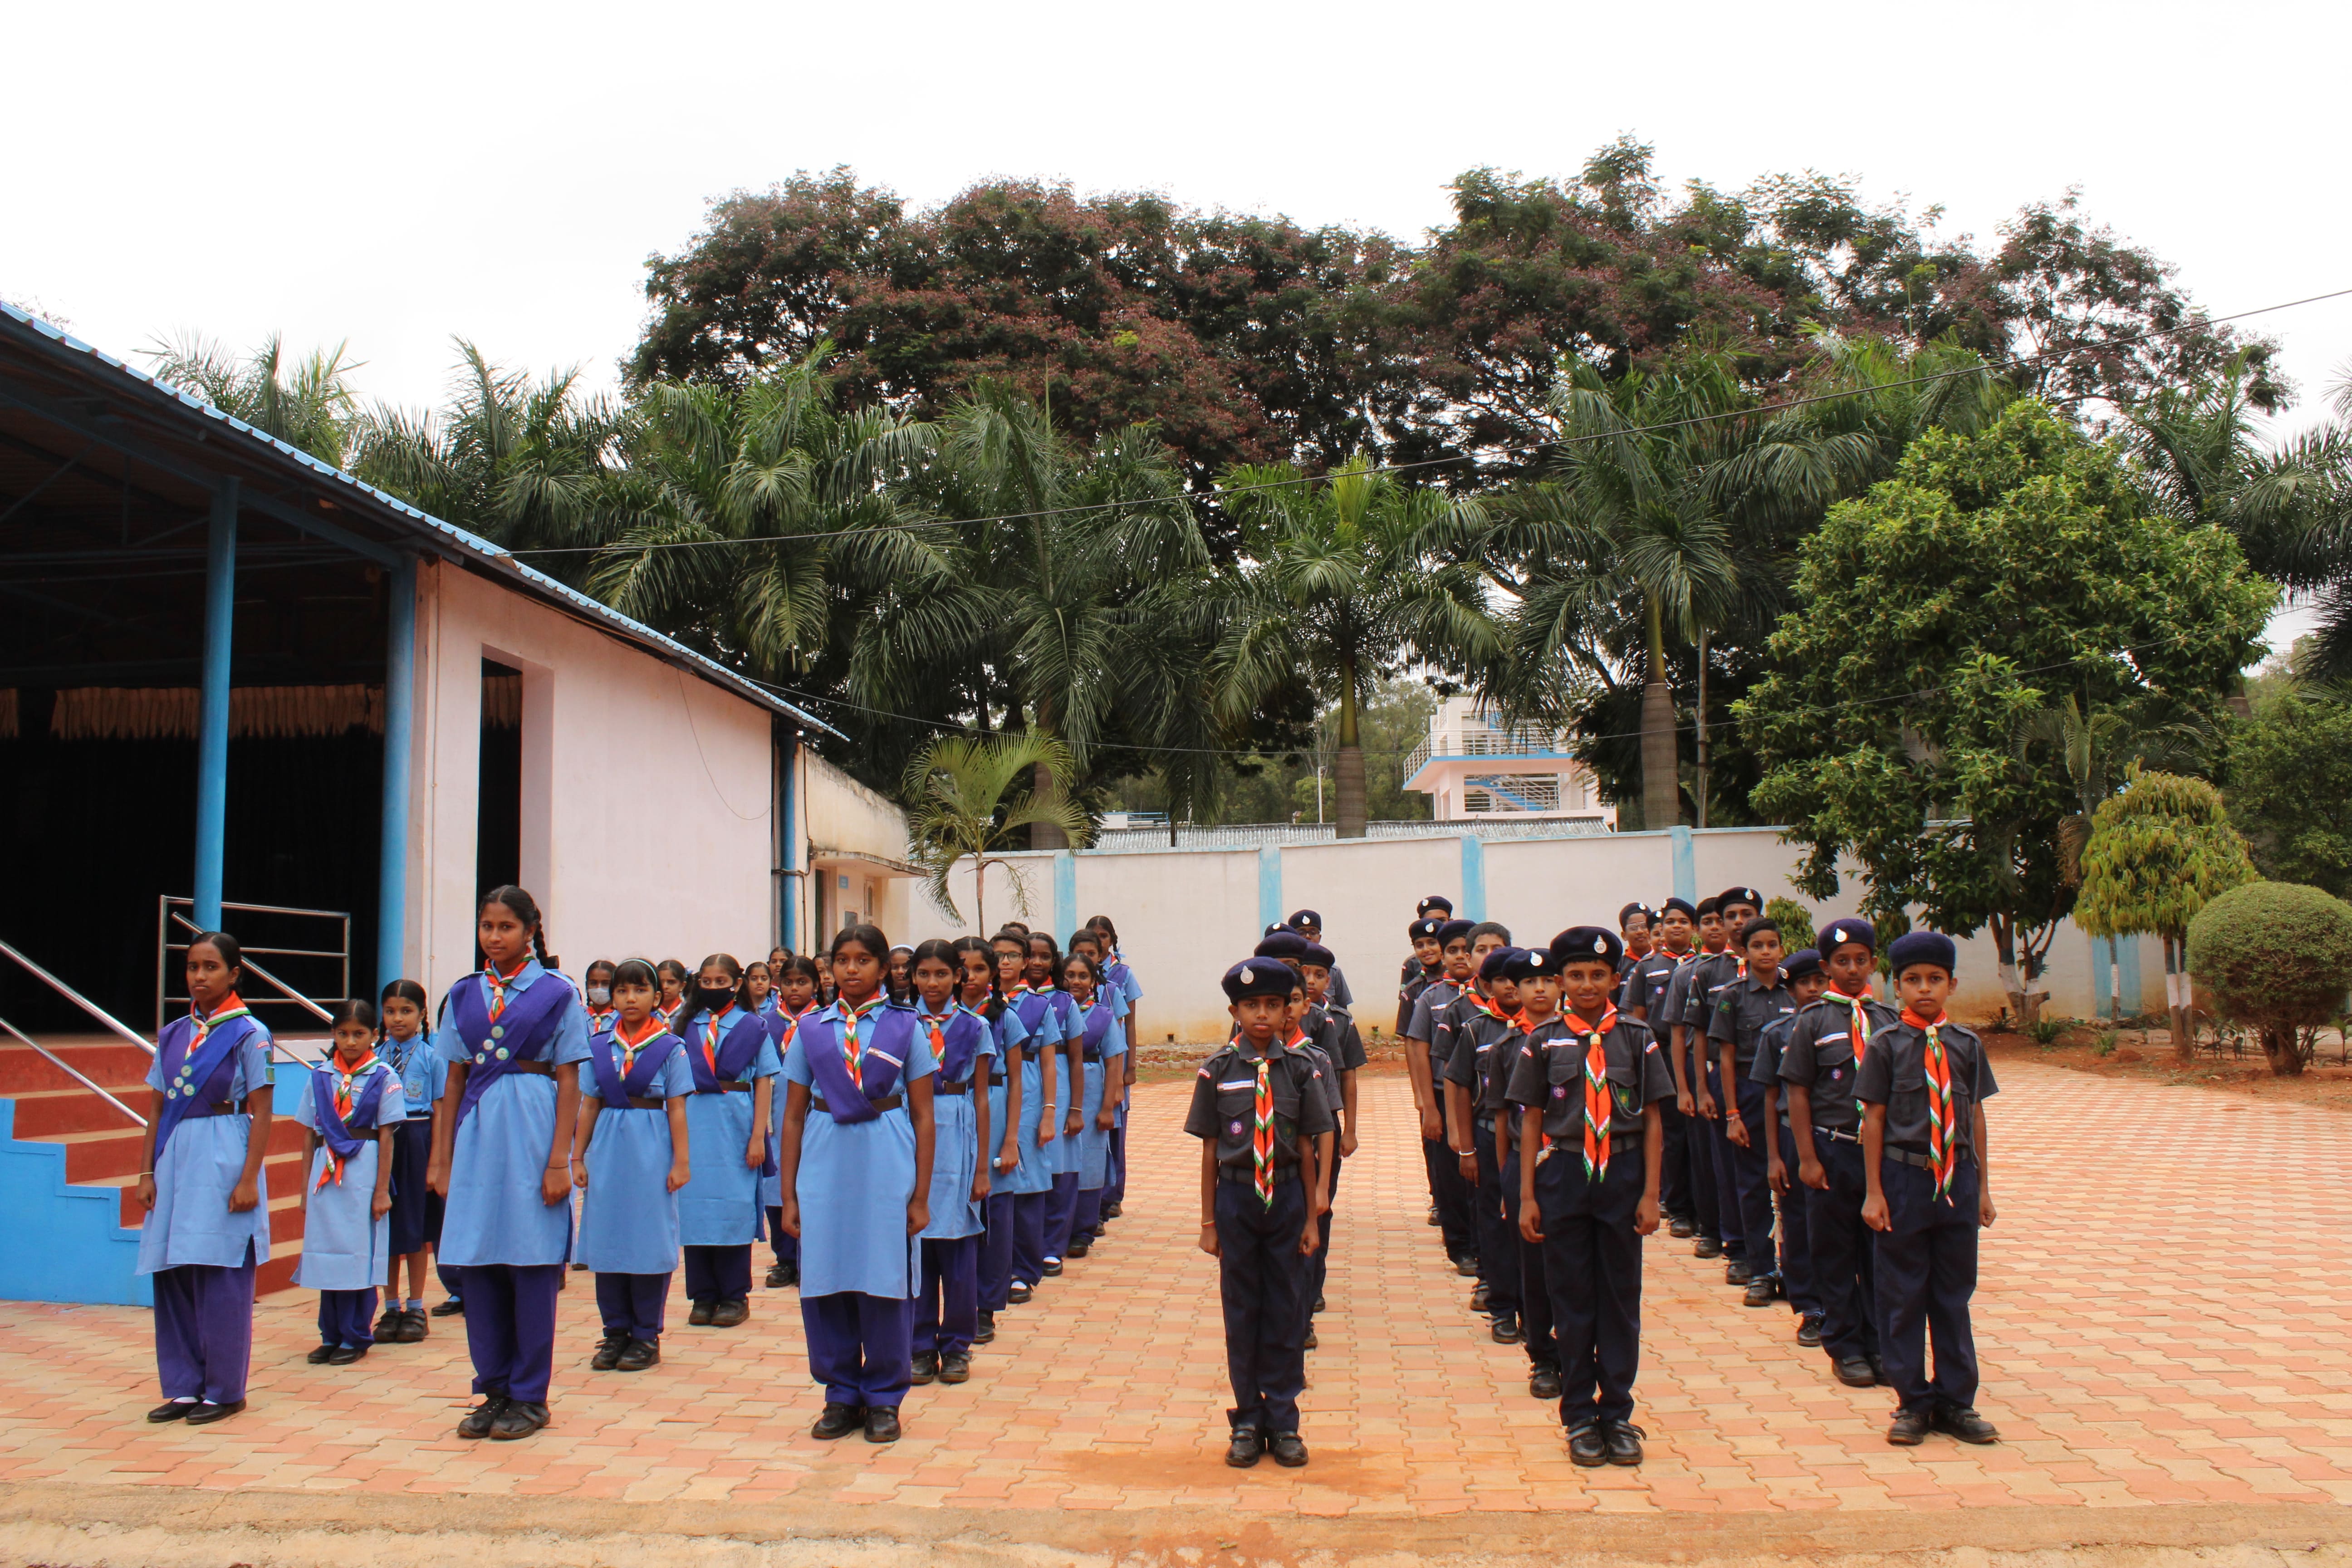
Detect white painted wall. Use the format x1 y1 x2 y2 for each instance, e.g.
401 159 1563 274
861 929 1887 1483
796 750 920 950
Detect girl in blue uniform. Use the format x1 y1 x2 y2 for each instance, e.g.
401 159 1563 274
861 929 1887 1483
777 924 938 1444
745 960 774 1017
908 938 995 1386
763 955 822 1289
582 960 617 1034
376 978 441 1344
1024 933 1087 1273
674 953 780 1327
426 885 589 1443
1085 917 1143 1220
955 936 1027 1343
654 959 689 1029
137 931 273 1426
296 999 404 1363
572 958 693 1372
1061 952 1128 1258
996 931 1059 1300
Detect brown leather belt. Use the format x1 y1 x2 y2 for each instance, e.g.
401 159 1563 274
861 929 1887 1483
181 1100 239 1118
936 1080 972 1097
506 1060 555 1077
697 1081 755 1093
623 1096 667 1110
1217 1165 1300 1185
813 1094 903 1114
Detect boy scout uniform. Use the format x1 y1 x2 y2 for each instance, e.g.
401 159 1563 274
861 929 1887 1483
1708 966 1796 1298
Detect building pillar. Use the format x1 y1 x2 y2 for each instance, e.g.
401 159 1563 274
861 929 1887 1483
1054 849 1077 943
1669 824 1696 906
1459 834 1487 922
192 479 237 930
779 727 799 953
376 556 416 991
1257 847 1282 932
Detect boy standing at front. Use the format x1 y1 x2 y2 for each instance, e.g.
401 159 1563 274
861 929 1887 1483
1188 960 1332 1469
1709 917 1794 1308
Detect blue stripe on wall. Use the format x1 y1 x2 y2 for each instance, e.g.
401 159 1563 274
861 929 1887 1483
1054 850 1078 943
1671 825 1697 904
1460 835 1487 921
0 1099 152 1306
1259 847 1283 931
2118 931 2144 1016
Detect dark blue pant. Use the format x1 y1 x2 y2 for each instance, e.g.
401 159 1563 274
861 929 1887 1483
152 1252 255 1403
1501 1148 1555 1371
767 1207 798 1267
1425 1134 1475 1260
1471 1127 1518 1321
1012 1191 1048 1286
387 1120 435 1255
1728 1078 1779 1277
1805 1136 1880 1365
684 1244 751 1304
1215 1176 1309 1434
1107 1110 1127 1205
1044 1171 1080 1261
426 1188 461 1301
1074 1184 1103 1240
1659 1098 1693 1220
916 1233 980 1355
1536 1147 1645 1430
981 1191 1016 1309
803 1290 914 1408
1308 1151 1342 1316
461 1262 562 1404
1876 1157 1982 1411
317 1286 377 1348
1774 1123 1819 1318
594 1272 669 1340
1681 1047 1721 1242
1704 1063 1745 1261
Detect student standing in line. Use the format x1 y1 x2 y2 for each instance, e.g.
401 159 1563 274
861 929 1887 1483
426 886 588 1442
1779 917 1898 1388
377 978 441 1344
959 935 1028 1344
1472 950 1565 1402
744 960 775 1017
1188 959 1332 1469
1862 931 2000 1448
907 939 994 1386
654 960 689 1029
571 959 692 1372
1063 951 1127 1258
1075 922 1140 1224
1512 930 1672 1467
1298 941 1363 1320
1754 947 1827 1347
1277 971 1341 1351
1619 897 1698 1239
1020 931 1087 1277
582 960 617 1033
674 954 779 1328
137 931 274 1426
762 955 822 1289
886 946 916 1006
1405 919 1480 1274
1618 904 1655 980
1444 946 1529 1346
1694 887 1765 1289
1436 922 1512 1311
296 1000 403 1365
1399 895 1455 988
1709 917 1796 1308
1657 895 1731 1265
994 931 1055 1303
1284 909 1351 1009
776 924 939 1445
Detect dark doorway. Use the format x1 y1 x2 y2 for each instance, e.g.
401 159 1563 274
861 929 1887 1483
476 660 522 900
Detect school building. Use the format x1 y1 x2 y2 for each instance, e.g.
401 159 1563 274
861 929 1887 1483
0 304 915 1306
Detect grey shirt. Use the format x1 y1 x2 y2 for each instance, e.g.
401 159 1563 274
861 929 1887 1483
1775 991 1903 1134
1502 1014 1676 1145
1706 970 1797 1076
1856 1016 1999 1157
1183 1041 1334 1173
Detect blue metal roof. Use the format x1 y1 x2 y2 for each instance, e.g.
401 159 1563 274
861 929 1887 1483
0 301 840 739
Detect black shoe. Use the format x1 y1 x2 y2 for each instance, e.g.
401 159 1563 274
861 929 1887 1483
1303 1326 1318 1350
591 1334 627 1372
1568 1424 1609 1466
1490 1313 1522 1344
688 1300 715 1326
1606 1421 1645 1466
1225 1427 1264 1468
1742 1275 1778 1308
1668 1215 1696 1239
940 1350 971 1384
1269 1432 1308 1467
147 1400 193 1423
864 1406 902 1443
1725 1260 1754 1287
1693 1237 1723 1259
778 1263 799 1288
1469 1282 1491 1313
1008 1282 1033 1304
616 1338 659 1372
1796 1315 1823 1348
1067 1239 1091 1258
1452 1254 1480 1277
910 1350 939 1386
184 1397 245 1426
399 1310 430 1343
1103 1201 1122 1219
570 1260 590 1271
1041 1259 1063 1278
1426 1204 1441 1226
430 1296 466 1317
457 1396 507 1439
373 1308 404 1341
1887 1405 1933 1446
1933 1405 2000 1444
490 1400 549 1440
306 1343 338 1365
326 1344 367 1365
812 1402 862 1440
1529 1364 1563 1401
975 1310 996 1344
1834 1357 1878 1388
765 1264 790 1288
1313 1294 1326 1313
710 1298 750 1328
1868 1354 1888 1386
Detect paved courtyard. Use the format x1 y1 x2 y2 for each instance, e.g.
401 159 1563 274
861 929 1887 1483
0 1058 2347 1529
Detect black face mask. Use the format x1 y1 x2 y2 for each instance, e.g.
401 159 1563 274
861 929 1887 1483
696 985 738 1016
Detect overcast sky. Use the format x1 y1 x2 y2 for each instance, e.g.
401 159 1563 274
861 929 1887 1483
7 0 2343 647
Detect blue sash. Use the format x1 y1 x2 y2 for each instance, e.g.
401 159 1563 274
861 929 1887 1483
679 1009 768 1094
588 1029 683 1105
309 1060 392 1163
803 1003 914 1125
764 1003 812 1049
916 1006 986 1084
154 1013 257 1156
448 970 574 1130
1080 1001 1114 1056
1012 990 1063 1048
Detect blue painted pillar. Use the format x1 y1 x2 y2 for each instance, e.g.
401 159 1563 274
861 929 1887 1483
375 557 416 990
779 728 799 952
1669 824 1697 905
1257 847 1282 932
2090 936 2114 1019
192 479 238 930
1054 849 1077 942
1459 834 1487 921
2118 931 2144 1016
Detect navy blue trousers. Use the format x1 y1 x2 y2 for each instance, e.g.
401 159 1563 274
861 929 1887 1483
1011 1191 1049 1286
387 1120 435 1256
1876 1156 1982 1411
803 1290 914 1408
461 1262 561 1403
1308 1150 1342 1316
1107 1110 1127 1205
1044 1171 1080 1262
152 1251 255 1404
317 1286 377 1348
594 1271 669 1340
1501 1147 1555 1371
1536 1149 1646 1431
1216 1176 1309 1434
767 1207 798 1267
1805 1136 1881 1365
981 1191 1016 1309
1727 1078 1779 1277
1074 1183 1103 1240
1774 1122 1820 1317
1658 1097 1694 1220
1424 1134 1475 1260
916 1233 980 1355
1680 1048 1722 1242
684 1243 751 1304
1471 1127 1518 1321
1703 1063 1746 1262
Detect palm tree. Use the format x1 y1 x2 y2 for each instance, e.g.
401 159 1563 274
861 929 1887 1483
1210 455 1497 838
143 332 363 467
902 732 1091 931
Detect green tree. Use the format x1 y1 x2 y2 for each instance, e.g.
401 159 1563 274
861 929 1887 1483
902 731 1090 934
1742 399 2274 1025
143 333 362 467
1210 457 1496 838
2225 691 2352 897
2075 768 2258 1058
2186 881 2352 1076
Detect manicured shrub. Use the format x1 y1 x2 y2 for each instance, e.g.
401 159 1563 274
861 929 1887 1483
2185 880 2352 1075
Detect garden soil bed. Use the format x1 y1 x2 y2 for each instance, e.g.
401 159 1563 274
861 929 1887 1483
1983 1024 2352 1112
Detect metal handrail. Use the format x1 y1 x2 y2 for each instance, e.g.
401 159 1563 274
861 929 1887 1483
158 895 348 1034
0 1013 147 1127
0 935 156 1056
167 910 334 1028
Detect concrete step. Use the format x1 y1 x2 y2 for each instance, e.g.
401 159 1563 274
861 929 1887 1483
0 1039 157 1097
40 1116 310 1185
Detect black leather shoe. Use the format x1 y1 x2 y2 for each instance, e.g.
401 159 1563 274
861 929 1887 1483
1606 1421 1646 1465
1834 1357 1878 1387
616 1338 659 1372
1742 1275 1778 1308
1469 1282 1491 1313
765 1263 790 1288
1452 1254 1480 1277
940 1350 971 1384
1887 1405 1933 1446
1490 1313 1522 1344
1934 1405 2000 1444
975 1310 996 1343
1103 1201 1122 1219
1041 1259 1063 1277
430 1296 466 1317
399 1310 430 1343
1568 1424 1609 1466
457 1396 506 1439
688 1300 715 1326
1796 1315 1823 1348
710 1298 749 1328
910 1350 939 1385
1313 1294 1325 1313
864 1406 902 1443
1007 1282 1033 1304
1529 1363 1563 1401
1725 1260 1754 1286
306 1344 338 1364
778 1263 799 1288
1426 1203 1441 1226
811 1402 862 1440
373 1308 404 1341
1693 1237 1723 1259
1067 1239 1091 1258
591 1335 627 1371
1225 1427 1264 1468
326 1344 367 1365
1669 1215 1696 1239
147 1400 193 1423
1269 1432 1308 1467
184 1398 245 1426
1303 1326 1318 1350
490 1400 549 1440
1868 1354 1888 1386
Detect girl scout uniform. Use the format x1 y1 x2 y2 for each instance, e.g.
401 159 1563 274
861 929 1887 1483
912 999 995 1370
1100 951 1142 1211
674 1002 781 1315
381 1020 446 1339
977 998 1032 1320
1003 984 1066 1290
761 1002 816 1283
578 1018 694 1356
1036 985 1088 1268
1070 990 1128 1245
294 1049 405 1351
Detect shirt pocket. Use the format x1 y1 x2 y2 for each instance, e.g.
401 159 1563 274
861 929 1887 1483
1889 1065 1929 1134
1606 1056 1642 1117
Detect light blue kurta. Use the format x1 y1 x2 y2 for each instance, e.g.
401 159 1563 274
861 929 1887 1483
577 1048 695 1274
759 1007 816 1209
292 1061 407 1290
980 1006 1031 1194
676 1009 782 1247
1006 993 1067 1196
1045 991 1086 1178
915 1005 997 1241
384 1029 446 1120
784 1017 938 1299
432 964 592 1268
137 1021 275 1274
1075 1007 1128 1190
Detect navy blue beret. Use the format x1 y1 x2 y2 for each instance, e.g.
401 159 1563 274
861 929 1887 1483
1417 895 1455 916
1479 945 1525 982
1660 897 1697 920
1818 917 1877 954
1299 942 1336 970
1781 947 1823 981
1501 947 1554 982
1253 931 1309 961
1550 926 1624 969
1223 960 1297 1002
1618 901 1656 927
1716 885 1765 912
1434 919 1477 947
1887 931 1957 977
1410 917 1446 941
1286 908 1323 931
1694 896 1721 918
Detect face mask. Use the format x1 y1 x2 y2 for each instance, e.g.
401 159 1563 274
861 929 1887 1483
585 985 611 1005
696 985 737 1016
